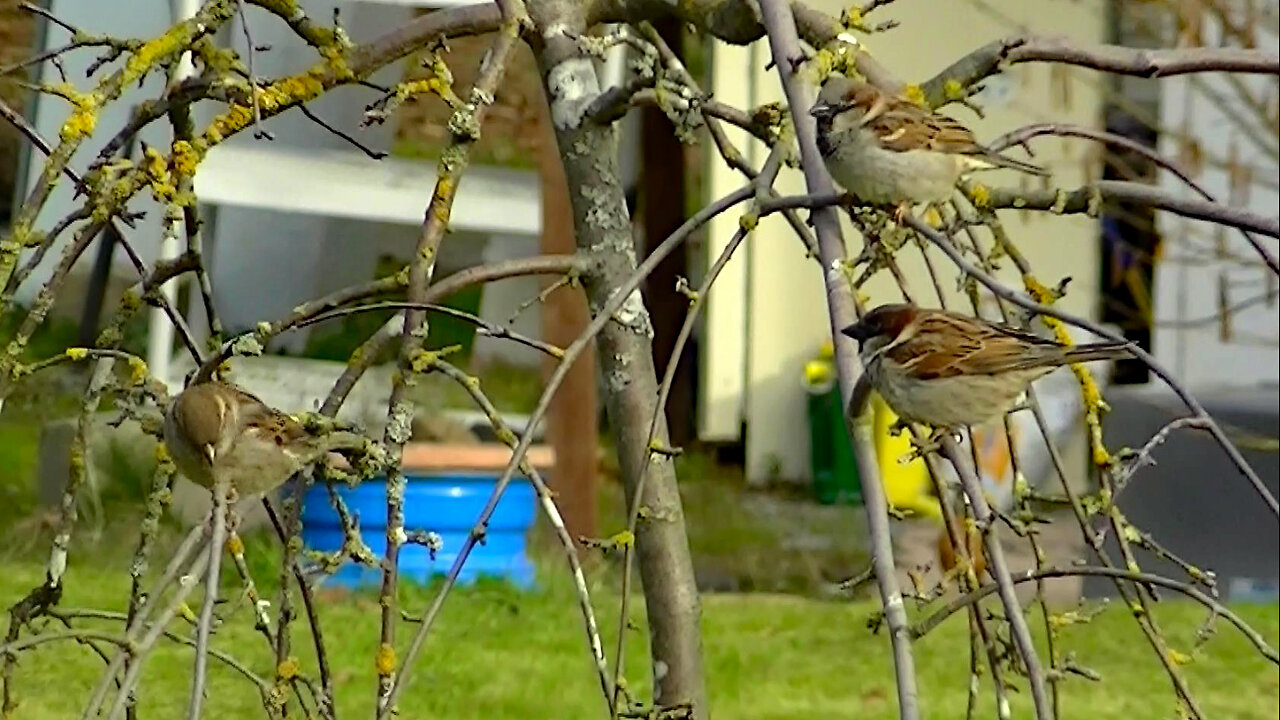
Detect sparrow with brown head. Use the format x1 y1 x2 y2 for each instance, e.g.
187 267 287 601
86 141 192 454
842 304 1131 431
163 380 377 718
163 380 373 502
811 76 1048 220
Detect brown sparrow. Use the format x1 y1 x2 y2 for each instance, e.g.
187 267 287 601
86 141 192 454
810 76 1047 218
842 304 1130 430
163 381 371 500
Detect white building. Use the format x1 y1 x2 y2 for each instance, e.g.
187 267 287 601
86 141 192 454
1151 8 1279 390
14 0 544 383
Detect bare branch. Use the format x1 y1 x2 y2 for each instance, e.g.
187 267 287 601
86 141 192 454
293 301 564 359
913 566 1279 665
922 35 1280 107
374 1 530 714
986 123 1278 273
937 436 1054 719
973 181 1280 240
186 481 230 720
950 202 1221 712
754 3 927 720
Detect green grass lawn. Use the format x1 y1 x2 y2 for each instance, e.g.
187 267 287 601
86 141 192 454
0 349 1274 719
1 551 1275 720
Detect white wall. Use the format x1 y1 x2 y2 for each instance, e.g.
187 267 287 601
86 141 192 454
1152 12 1279 391
698 41 758 442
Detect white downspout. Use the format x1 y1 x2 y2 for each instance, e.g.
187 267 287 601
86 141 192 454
147 0 200 387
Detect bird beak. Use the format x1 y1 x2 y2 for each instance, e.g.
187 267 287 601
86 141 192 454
809 102 837 120
203 444 216 465
840 321 870 344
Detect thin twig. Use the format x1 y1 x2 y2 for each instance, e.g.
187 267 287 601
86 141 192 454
431 360 612 707
951 202 1214 714
373 3 529 713
612 136 787 714
1114 417 1210 491
186 480 230 720
299 104 387 159
754 3 922 720
293 301 563 359
913 566 1279 664
236 0 273 141
263 495 336 719
920 35 1280 108
938 435 1054 720
987 122 1276 274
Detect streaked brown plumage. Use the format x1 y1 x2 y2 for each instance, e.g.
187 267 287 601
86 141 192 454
811 76 1047 211
842 304 1131 429
163 381 357 499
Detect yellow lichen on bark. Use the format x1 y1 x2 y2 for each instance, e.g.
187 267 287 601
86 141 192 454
375 643 397 675
1024 275 1112 466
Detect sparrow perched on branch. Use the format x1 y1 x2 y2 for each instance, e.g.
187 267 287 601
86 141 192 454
810 76 1048 218
842 304 1131 431
163 381 372 500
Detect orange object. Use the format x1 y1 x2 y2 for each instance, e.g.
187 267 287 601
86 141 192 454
936 519 987 580
400 442 556 472
328 442 556 473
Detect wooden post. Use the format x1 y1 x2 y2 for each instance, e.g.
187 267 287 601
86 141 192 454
537 89 599 543
639 18 694 445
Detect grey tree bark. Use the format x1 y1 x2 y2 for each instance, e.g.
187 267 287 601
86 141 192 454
528 1 707 716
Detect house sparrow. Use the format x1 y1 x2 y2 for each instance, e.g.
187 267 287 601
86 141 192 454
163 381 370 500
810 76 1048 217
842 304 1130 430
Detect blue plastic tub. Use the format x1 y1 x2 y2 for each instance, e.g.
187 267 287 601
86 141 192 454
300 472 537 589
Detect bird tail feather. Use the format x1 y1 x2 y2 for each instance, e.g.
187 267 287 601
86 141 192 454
1062 341 1132 364
970 152 1050 177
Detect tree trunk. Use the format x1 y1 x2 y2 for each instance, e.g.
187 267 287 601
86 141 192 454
529 3 707 715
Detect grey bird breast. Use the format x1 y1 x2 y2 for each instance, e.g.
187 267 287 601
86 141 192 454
825 129 960 206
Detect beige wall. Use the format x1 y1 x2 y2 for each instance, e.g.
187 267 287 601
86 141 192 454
702 0 1108 483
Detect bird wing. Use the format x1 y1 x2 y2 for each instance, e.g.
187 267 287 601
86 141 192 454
863 94 985 156
862 92 1047 174
229 386 308 447
886 312 1064 378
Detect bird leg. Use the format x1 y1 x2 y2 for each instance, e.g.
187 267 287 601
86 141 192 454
904 436 940 461
933 426 964 444
888 418 912 436
906 426 960 460
892 202 912 225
